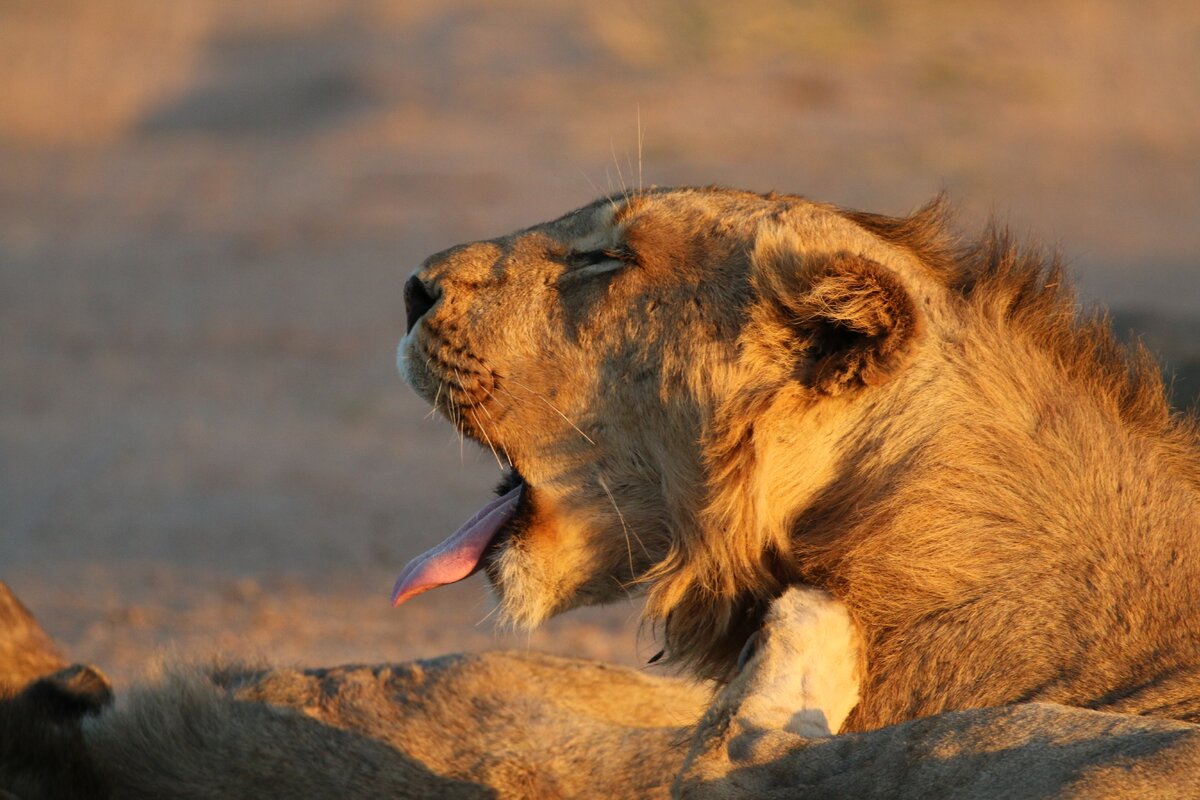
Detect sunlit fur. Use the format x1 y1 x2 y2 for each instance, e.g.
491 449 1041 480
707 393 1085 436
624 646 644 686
8 583 1200 798
0 584 67 692
401 187 1200 732
676 586 862 796
675 591 1200 800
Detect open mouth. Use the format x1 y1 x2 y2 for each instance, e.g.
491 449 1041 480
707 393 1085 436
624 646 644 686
390 467 528 606
392 328 531 607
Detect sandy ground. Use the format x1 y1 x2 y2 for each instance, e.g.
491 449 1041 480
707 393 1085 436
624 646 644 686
1 0 1198 686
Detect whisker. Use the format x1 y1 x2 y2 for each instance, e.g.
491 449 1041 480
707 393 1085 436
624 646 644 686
476 385 512 467
496 385 531 421
610 573 634 602
610 138 630 205
478 380 501 405
414 348 445 421
616 487 650 562
470 407 506 471
500 377 596 446
637 103 644 194
427 378 445 420
598 474 648 583
578 167 619 214
476 601 501 627
452 369 469 462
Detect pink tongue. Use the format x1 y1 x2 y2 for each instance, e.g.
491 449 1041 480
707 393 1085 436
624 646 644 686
391 485 523 607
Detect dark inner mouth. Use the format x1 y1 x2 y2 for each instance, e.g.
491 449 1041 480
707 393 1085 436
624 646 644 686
493 466 524 498
483 466 529 560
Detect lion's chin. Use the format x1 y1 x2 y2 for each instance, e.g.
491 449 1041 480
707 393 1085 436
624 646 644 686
485 546 566 630
482 482 578 628
483 485 636 628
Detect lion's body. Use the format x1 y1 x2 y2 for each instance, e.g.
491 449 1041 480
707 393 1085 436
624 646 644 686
0 592 708 800
398 187 1200 731
85 654 705 799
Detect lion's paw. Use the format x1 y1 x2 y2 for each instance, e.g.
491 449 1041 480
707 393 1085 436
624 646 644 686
731 586 862 737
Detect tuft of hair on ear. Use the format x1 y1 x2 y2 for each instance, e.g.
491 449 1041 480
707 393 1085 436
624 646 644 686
787 251 922 395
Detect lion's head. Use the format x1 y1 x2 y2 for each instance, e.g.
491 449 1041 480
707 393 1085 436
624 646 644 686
392 187 943 673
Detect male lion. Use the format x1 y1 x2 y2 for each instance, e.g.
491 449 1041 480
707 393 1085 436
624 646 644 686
393 186 1200 732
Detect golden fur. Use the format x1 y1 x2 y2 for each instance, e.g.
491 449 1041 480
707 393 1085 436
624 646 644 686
0 585 67 693
6 582 1200 798
399 187 1200 731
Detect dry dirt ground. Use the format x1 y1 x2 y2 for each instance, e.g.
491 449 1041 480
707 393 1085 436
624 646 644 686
1 0 1198 686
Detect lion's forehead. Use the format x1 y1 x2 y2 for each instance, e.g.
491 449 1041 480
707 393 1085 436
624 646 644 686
423 188 827 262
532 188 883 257
424 187 928 299
533 188 782 237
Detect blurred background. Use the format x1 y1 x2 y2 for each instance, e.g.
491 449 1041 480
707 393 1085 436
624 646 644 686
2 0 1198 685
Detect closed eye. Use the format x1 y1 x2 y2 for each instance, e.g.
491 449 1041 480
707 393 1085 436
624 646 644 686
567 246 636 269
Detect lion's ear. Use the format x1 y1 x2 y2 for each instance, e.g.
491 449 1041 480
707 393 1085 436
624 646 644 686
789 252 921 395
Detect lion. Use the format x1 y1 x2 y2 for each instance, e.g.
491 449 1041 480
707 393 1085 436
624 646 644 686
0 581 709 799
393 186 1200 732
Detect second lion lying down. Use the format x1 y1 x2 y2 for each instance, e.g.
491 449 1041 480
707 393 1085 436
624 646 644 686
6 583 1200 798
394 186 1200 730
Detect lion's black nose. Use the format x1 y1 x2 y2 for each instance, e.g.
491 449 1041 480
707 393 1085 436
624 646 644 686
404 275 436 333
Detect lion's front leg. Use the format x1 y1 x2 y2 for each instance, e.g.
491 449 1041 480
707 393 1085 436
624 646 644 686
673 586 863 799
